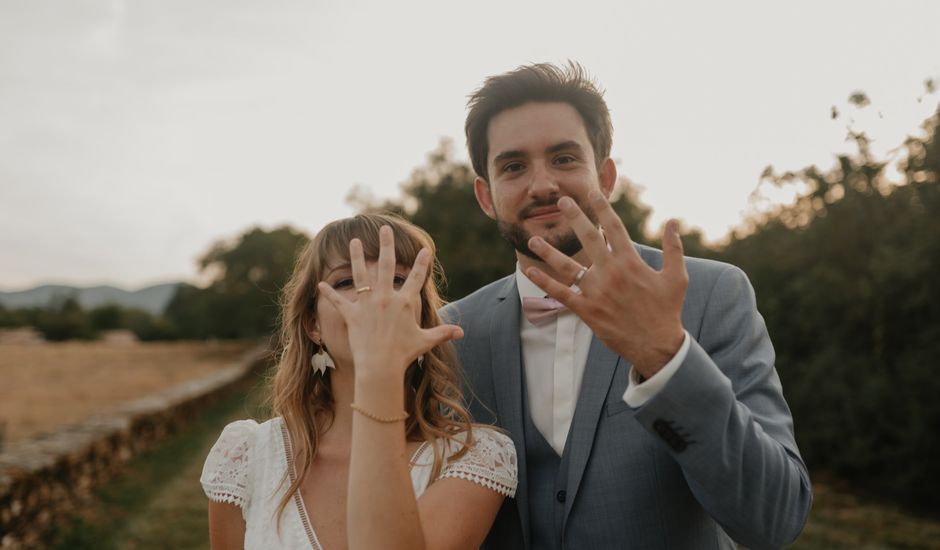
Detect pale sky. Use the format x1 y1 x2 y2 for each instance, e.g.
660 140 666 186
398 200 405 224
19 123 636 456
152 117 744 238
2 0 939 290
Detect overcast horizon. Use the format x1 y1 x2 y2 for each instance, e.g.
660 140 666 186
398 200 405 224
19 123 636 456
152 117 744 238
3 0 939 291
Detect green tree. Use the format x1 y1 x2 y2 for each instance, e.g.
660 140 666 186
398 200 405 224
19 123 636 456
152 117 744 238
718 97 940 509
0 304 28 328
165 226 309 339
89 304 125 331
35 296 95 341
121 307 177 341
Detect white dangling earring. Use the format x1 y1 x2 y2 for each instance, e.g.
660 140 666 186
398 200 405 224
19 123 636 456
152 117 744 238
311 342 335 375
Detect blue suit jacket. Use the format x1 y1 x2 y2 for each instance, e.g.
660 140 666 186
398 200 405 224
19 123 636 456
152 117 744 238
442 246 812 550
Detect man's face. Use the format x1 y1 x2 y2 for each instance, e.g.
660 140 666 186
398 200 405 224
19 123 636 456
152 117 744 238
474 101 616 261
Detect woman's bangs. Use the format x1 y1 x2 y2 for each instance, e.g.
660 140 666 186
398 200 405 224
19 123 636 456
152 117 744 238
315 215 426 272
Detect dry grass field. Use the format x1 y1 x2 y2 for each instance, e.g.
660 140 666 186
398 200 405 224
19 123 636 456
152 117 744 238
0 340 256 444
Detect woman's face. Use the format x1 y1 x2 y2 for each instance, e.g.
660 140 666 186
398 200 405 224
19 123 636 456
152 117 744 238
312 256 422 369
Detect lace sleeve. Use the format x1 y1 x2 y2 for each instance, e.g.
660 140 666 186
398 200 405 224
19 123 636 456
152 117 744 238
439 427 518 498
200 419 259 508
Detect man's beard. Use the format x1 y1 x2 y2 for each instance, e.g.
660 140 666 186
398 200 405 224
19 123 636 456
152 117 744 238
495 198 599 260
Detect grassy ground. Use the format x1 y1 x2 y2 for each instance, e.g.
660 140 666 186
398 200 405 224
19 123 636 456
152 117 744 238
792 476 940 549
46 371 269 550
47 374 940 549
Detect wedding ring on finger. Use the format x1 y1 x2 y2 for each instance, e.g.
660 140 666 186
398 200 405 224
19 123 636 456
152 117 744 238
356 286 373 294
570 266 587 294
573 267 587 285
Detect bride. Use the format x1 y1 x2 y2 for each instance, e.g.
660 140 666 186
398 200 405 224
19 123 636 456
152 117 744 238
201 214 517 549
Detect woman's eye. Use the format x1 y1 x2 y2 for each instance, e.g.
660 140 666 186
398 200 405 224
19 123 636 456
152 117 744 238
333 278 353 289
393 275 407 288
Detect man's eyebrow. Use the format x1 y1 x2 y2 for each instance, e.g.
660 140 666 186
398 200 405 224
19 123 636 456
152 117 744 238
546 141 585 155
492 149 526 165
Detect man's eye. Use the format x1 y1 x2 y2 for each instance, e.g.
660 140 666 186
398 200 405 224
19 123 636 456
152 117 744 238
503 162 524 173
554 155 576 165
333 278 353 289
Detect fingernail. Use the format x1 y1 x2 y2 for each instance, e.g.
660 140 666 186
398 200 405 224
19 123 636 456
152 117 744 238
558 197 574 210
529 236 543 249
589 189 604 202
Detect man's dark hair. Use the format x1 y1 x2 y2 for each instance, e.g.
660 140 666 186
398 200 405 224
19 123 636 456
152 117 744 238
464 61 613 182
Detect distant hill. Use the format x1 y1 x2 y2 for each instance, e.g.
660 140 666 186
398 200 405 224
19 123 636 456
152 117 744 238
0 283 181 315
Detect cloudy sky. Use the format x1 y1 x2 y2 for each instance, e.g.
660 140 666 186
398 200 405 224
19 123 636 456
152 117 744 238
2 0 939 290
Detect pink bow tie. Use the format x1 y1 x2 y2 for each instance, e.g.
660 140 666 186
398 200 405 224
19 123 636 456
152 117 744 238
522 296 567 325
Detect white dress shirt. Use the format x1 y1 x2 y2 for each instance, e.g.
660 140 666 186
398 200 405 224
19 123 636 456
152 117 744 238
516 266 690 456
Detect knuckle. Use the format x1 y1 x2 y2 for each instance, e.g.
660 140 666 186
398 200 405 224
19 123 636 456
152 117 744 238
678 274 690 289
607 266 627 284
582 302 601 318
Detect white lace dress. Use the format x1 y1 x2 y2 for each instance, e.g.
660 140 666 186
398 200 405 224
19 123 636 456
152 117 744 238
200 417 518 549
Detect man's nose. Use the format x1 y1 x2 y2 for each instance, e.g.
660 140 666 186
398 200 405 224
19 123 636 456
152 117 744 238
527 161 559 197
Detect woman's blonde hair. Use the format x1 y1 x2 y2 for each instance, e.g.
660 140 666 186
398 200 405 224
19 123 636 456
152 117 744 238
271 213 474 523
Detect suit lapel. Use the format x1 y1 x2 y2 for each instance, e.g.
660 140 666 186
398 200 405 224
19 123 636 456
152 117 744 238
488 276 531 546
563 335 623 519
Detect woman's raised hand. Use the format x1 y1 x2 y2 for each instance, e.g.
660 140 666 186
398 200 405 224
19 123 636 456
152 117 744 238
316 225 463 378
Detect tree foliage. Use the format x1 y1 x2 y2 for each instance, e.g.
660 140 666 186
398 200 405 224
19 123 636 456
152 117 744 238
718 101 940 509
0 299 173 341
164 226 308 339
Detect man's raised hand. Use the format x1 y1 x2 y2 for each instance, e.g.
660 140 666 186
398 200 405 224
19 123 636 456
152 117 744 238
525 190 688 378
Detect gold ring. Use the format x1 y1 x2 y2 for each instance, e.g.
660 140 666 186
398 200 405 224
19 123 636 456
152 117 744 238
573 267 587 286
356 286 373 294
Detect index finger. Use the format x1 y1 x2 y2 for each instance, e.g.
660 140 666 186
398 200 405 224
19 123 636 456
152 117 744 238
587 189 635 255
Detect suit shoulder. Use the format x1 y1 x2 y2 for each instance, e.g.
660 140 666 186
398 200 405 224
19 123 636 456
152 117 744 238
441 274 514 322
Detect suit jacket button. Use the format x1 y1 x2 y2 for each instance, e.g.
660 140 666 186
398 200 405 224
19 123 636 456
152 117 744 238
556 490 566 503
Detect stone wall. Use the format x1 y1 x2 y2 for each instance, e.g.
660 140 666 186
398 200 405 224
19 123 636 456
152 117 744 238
0 344 269 549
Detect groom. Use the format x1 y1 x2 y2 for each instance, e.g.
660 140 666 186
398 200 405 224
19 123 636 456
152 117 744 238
443 63 812 549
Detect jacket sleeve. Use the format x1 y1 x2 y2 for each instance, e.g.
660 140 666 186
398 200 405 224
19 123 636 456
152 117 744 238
631 265 813 549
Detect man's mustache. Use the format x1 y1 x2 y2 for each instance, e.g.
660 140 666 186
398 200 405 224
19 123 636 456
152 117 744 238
519 196 566 219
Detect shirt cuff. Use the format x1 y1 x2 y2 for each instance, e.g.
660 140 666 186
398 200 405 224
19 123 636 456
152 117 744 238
622 330 690 408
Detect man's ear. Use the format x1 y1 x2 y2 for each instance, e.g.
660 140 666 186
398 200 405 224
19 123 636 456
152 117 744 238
599 157 617 199
474 177 498 220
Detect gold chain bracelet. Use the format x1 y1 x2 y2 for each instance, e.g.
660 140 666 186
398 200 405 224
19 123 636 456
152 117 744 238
350 403 409 423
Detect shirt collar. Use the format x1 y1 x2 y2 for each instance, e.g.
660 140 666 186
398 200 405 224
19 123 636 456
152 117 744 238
515 263 548 300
